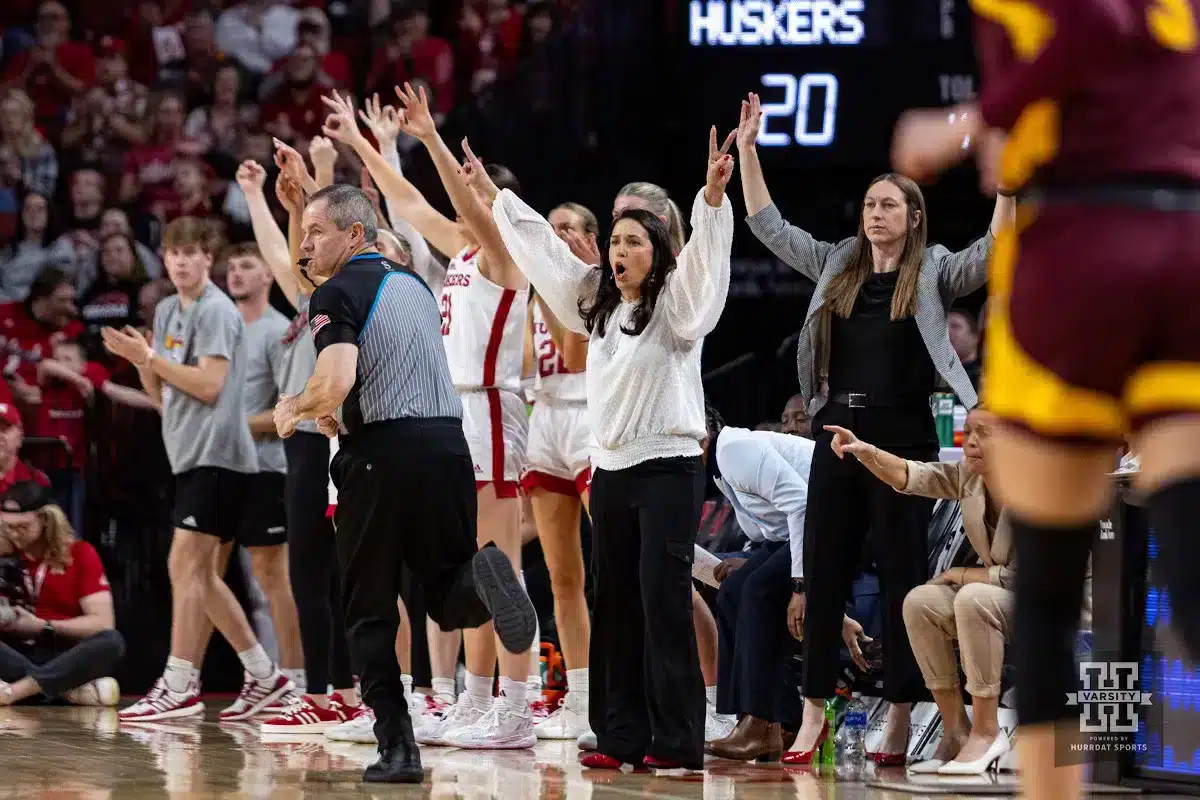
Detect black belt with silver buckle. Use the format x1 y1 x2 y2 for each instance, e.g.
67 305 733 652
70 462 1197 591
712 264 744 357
830 391 928 409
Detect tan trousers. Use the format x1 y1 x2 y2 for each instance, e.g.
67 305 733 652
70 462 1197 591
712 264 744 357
902 582 1014 698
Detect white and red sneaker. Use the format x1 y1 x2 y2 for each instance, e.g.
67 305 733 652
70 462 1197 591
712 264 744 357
530 698 551 723
424 694 452 718
219 672 297 722
324 702 376 744
260 694 348 734
118 677 205 722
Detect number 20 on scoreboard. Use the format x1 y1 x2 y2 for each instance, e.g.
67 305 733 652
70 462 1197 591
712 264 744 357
757 73 840 147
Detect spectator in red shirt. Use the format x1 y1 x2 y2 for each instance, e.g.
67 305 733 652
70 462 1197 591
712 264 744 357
35 340 157 531
456 0 522 96
0 1 95 138
0 265 82 404
119 90 192 214
367 8 454 117
0 402 46 493
59 38 148 173
259 43 333 143
161 156 216 223
0 480 124 706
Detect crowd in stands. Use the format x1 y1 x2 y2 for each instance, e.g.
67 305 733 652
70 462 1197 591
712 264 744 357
0 0 575 529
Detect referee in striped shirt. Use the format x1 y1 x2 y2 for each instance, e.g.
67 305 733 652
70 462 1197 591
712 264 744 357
273 185 536 783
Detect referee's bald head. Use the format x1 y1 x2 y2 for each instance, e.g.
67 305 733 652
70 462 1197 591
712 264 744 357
301 184 380 284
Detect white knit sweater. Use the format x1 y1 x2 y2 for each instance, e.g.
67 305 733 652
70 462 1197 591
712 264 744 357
492 187 733 471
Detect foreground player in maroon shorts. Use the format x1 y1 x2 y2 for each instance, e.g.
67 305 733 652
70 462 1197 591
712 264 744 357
892 1 1200 798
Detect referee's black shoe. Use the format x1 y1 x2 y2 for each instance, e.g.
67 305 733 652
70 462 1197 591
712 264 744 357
363 718 424 783
472 542 538 654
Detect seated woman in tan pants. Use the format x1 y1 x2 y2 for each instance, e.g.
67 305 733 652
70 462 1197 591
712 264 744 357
827 409 1014 775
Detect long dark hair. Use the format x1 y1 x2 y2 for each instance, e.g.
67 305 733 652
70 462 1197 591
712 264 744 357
578 208 675 337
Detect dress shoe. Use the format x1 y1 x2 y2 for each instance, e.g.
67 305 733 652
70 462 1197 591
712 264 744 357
937 732 1010 775
363 718 424 783
705 715 783 762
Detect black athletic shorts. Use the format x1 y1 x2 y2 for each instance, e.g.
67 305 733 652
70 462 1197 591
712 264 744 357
173 468 287 547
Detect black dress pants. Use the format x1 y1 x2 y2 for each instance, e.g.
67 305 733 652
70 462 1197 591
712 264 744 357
715 540 801 726
0 629 125 698
284 431 354 693
801 403 936 703
589 456 706 769
331 418 492 746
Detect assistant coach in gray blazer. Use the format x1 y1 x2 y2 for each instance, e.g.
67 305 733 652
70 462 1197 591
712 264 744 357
733 93 1015 766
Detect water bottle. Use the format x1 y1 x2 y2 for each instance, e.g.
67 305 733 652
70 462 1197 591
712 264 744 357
819 699 837 766
837 695 869 773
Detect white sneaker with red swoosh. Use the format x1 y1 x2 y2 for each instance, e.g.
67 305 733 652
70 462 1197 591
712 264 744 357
220 672 296 722
118 677 205 722
260 694 348 733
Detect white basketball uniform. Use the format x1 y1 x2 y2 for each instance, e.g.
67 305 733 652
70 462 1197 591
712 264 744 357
522 302 593 496
441 247 528 492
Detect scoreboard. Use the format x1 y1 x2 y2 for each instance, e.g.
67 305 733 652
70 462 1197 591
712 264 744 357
679 0 981 168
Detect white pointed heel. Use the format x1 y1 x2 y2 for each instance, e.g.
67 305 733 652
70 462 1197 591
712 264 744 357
936 733 1011 775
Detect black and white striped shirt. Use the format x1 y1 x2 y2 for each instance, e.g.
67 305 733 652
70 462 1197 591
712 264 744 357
309 253 461 434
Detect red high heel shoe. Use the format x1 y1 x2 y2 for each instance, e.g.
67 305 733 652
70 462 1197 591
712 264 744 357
868 735 911 767
780 719 830 766
643 756 695 770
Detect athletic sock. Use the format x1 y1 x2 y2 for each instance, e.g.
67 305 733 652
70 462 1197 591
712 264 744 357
1148 477 1200 659
431 677 457 704
464 671 493 706
164 657 196 693
566 668 589 700
401 674 414 702
499 677 527 710
526 673 543 695
1010 515 1096 726
281 668 306 692
238 644 276 681
705 685 718 707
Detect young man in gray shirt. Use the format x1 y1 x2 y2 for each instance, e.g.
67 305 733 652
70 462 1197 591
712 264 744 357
101 217 298 722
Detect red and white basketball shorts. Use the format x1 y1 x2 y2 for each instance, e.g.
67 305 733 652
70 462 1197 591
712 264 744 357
462 388 528 497
521 401 593 497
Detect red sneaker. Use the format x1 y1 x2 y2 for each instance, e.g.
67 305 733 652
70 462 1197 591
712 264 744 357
220 672 297 722
530 699 550 722
118 677 205 722
260 694 348 734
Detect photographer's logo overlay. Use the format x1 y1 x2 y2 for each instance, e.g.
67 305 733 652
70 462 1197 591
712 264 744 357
1067 662 1153 733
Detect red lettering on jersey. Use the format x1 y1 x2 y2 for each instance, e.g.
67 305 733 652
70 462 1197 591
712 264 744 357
444 272 472 288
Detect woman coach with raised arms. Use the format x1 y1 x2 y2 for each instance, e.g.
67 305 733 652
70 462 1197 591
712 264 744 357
464 125 736 771
736 92 1015 765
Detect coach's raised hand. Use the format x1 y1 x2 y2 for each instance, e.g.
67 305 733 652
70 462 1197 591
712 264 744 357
705 125 736 207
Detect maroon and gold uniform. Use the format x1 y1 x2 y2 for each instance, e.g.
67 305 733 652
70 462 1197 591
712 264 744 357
976 0 1200 441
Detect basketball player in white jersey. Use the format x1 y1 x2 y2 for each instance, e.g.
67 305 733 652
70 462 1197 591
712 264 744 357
321 87 535 749
520 203 597 741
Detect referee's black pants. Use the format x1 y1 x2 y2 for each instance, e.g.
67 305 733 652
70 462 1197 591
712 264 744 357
589 456 706 770
801 403 936 704
331 418 491 747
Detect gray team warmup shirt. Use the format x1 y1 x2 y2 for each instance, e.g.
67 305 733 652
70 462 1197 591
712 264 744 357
153 281 258 475
241 306 291 474
279 292 319 435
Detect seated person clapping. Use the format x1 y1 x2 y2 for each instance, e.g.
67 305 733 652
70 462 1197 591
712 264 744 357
0 481 124 706
826 410 1013 775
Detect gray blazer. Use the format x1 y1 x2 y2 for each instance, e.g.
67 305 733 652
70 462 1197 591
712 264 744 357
747 203 992 410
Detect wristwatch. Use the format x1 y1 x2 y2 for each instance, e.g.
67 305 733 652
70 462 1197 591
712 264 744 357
792 578 805 595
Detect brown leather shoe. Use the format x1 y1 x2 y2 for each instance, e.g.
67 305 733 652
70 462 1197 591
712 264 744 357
704 715 783 762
